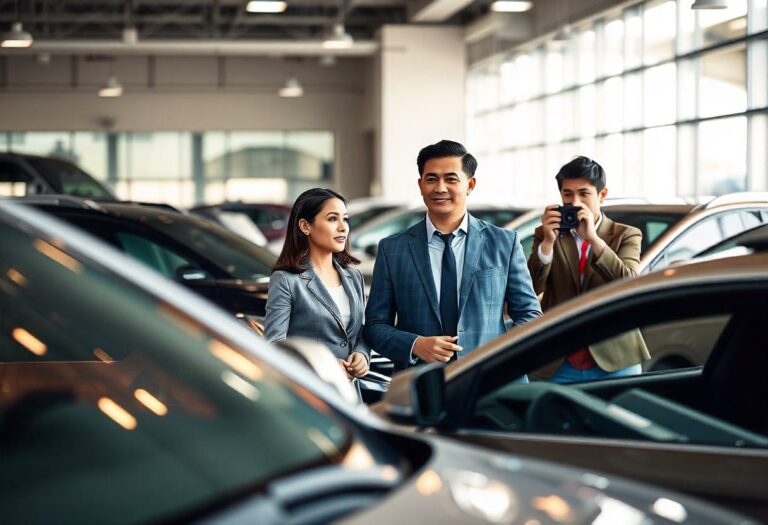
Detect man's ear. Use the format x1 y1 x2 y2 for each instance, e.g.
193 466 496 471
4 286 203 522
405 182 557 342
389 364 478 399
599 187 608 203
467 176 476 194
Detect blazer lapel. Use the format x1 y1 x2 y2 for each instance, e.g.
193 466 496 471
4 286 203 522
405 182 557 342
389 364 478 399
582 215 615 290
301 265 345 333
559 234 581 290
408 220 441 324
458 214 486 318
336 262 359 338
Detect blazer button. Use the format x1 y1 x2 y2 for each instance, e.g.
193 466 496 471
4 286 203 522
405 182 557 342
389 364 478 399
340 341 348 347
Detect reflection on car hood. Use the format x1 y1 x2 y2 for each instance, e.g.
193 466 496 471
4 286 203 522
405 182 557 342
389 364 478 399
346 434 751 525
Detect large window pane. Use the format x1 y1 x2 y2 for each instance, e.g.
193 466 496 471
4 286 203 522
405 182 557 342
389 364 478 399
677 125 696 196
545 94 574 143
203 132 228 180
122 132 191 180
678 0 697 54
600 77 623 134
644 1 676 65
750 0 768 33
544 49 563 94
8 132 72 159
597 134 625 195
677 59 697 121
700 0 747 47
578 28 596 84
699 44 747 118
602 17 624 76
284 132 334 179
748 39 767 109
698 117 747 195
624 8 643 70
624 132 643 194
643 126 677 198
577 85 597 138
748 115 767 191
624 73 643 129
499 59 517 105
71 133 108 182
644 63 676 126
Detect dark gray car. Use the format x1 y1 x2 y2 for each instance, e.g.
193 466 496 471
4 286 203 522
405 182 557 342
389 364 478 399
0 200 753 525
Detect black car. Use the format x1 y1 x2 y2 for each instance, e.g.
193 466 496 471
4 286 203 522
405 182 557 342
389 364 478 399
0 199 754 525
191 202 292 242
0 152 116 200
27 196 274 334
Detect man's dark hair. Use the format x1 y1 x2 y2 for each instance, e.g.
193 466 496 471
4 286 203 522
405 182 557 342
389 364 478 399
273 187 359 273
555 156 606 192
417 139 478 178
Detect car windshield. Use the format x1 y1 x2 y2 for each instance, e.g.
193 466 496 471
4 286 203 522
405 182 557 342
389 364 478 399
607 210 687 252
26 157 114 200
0 210 350 524
141 211 275 281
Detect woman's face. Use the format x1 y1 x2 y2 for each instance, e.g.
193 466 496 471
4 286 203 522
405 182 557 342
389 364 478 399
305 197 349 255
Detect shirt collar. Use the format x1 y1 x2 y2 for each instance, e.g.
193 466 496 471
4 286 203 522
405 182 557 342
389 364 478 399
426 212 469 240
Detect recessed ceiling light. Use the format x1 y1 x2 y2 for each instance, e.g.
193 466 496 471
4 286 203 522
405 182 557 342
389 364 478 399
246 1 287 13
322 23 353 50
98 76 124 98
278 77 303 97
490 1 533 13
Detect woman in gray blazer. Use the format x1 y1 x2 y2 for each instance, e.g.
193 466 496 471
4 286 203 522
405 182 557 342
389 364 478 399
265 188 370 381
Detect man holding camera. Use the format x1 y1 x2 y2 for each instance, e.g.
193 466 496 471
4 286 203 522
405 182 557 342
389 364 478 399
527 156 649 383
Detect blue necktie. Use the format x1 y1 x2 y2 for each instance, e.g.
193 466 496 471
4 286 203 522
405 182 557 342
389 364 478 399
437 232 459 359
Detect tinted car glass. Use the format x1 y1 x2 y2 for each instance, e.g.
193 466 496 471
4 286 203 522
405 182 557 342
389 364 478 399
607 211 687 252
122 211 274 281
25 157 113 200
352 211 422 250
0 218 350 524
472 209 525 227
347 205 398 230
0 160 34 196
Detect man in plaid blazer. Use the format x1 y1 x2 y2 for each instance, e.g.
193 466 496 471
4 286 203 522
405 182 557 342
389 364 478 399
363 140 541 371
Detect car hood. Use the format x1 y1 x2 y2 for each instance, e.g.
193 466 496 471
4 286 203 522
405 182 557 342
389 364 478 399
346 433 753 525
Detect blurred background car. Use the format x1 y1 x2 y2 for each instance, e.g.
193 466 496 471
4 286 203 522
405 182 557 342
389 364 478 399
2 199 753 525
0 152 116 201
346 197 406 230
376 249 768 522
190 201 291 243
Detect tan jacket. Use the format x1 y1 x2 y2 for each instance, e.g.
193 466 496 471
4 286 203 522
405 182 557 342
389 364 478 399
528 214 650 375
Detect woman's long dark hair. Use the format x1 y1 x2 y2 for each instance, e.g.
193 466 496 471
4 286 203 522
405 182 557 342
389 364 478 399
273 188 360 273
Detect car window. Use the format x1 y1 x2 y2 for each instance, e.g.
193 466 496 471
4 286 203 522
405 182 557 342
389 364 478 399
0 217 351 524
607 211 686 252
115 232 211 280
0 160 35 196
740 210 763 229
511 217 541 260
468 286 768 449
654 216 723 269
348 206 398 230
25 157 113 200
472 209 524 227
352 211 422 249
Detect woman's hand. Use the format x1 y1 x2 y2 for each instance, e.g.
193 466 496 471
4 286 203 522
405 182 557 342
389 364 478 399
345 352 369 378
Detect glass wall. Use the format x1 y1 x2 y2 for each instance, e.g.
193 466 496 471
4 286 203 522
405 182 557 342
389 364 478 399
467 0 768 201
0 131 335 207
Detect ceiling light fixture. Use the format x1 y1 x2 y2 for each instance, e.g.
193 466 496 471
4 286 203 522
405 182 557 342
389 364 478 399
99 76 123 98
278 77 303 97
691 0 728 8
2 21 33 48
1 0 33 48
322 22 353 49
122 26 138 44
490 1 533 13
246 1 287 13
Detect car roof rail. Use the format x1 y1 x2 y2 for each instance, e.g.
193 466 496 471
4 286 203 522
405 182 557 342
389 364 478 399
702 192 768 209
8 194 104 211
122 201 182 213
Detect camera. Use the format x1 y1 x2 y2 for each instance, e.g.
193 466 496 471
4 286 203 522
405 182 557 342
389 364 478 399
557 204 581 235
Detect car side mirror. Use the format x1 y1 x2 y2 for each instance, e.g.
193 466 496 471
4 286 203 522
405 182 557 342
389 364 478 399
276 337 361 405
379 363 446 426
364 244 378 258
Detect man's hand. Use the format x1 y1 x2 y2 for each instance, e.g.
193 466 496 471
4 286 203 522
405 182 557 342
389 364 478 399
539 204 562 256
574 205 607 257
337 359 354 379
413 336 462 363
345 352 369 378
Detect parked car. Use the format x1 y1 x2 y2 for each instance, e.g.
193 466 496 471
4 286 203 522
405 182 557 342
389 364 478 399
346 197 405 231
505 200 696 261
0 152 116 200
505 193 768 275
376 251 768 521
1 200 753 525
25 196 389 403
191 202 291 242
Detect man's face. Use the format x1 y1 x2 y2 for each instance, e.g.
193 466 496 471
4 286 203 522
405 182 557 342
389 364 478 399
417 156 476 218
560 177 608 222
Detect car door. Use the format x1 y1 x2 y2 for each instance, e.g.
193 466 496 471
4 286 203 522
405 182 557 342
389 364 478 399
438 279 768 519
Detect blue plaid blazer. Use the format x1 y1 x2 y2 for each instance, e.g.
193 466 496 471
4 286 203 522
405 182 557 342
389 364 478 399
363 214 542 369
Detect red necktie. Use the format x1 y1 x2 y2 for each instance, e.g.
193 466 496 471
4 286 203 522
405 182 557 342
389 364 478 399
568 240 596 369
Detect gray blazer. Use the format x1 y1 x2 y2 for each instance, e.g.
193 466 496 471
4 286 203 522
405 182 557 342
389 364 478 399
265 260 371 363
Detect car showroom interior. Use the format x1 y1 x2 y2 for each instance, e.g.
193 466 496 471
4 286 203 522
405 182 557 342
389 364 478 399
1 0 767 524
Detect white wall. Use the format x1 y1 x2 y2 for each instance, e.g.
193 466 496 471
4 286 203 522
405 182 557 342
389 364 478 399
0 55 374 199
378 25 466 199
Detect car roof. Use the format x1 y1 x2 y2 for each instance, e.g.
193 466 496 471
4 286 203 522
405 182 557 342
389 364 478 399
17 195 182 215
447 250 768 380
